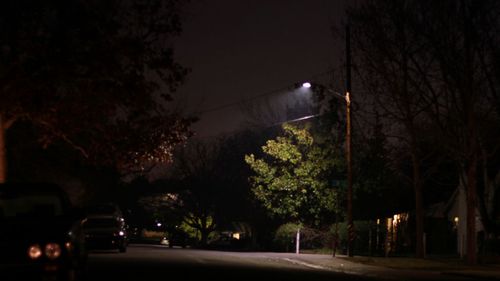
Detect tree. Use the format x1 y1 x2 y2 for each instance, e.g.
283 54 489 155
0 0 193 182
166 140 227 247
212 130 273 238
347 0 434 258
140 131 279 249
245 124 340 226
347 0 500 263
414 1 500 264
353 113 412 220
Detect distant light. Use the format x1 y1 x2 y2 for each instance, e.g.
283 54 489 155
302 82 312 88
157 222 162 227
232 233 240 240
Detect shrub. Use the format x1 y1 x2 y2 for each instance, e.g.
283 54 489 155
274 223 330 252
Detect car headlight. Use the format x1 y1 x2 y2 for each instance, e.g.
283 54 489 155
28 244 42 260
45 243 62 260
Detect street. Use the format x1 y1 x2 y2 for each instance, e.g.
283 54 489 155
85 244 475 281
87 244 357 281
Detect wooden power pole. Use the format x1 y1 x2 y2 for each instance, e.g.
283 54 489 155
345 23 355 258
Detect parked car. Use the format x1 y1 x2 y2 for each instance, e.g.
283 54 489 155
0 183 88 281
83 214 128 253
161 229 189 248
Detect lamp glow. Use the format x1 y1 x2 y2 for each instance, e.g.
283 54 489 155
302 82 312 88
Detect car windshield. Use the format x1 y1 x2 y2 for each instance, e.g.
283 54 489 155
0 194 65 218
84 218 120 228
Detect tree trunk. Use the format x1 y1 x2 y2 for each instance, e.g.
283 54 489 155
408 129 425 259
200 229 208 247
412 153 425 258
466 156 478 265
200 217 209 247
332 222 339 257
476 145 498 247
461 0 478 265
0 115 7 183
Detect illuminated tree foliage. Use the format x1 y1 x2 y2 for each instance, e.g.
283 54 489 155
0 0 193 180
245 124 340 225
138 188 216 247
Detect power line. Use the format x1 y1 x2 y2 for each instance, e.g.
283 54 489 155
196 69 334 115
198 85 290 114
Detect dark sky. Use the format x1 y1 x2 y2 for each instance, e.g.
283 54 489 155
173 0 347 138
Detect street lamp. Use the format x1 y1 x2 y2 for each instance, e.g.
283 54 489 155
301 82 354 257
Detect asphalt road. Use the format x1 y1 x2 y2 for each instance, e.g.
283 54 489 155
86 244 376 281
85 244 476 281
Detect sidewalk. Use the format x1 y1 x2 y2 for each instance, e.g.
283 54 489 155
280 253 500 280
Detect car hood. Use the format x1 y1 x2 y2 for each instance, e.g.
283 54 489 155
0 217 74 243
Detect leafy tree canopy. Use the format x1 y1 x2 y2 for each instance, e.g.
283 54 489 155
245 124 341 226
0 0 193 174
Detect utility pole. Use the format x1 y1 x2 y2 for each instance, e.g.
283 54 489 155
345 23 355 258
0 115 6 183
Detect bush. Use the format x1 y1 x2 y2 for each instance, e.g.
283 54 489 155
329 220 384 255
274 223 299 252
274 223 330 252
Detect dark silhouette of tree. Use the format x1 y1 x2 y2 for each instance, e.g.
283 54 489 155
0 0 193 181
415 1 500 264
167 140 226 247
348 0 500 264
353 113 412 221
347 0 431 258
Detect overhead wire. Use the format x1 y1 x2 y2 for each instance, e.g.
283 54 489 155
195 69 334 115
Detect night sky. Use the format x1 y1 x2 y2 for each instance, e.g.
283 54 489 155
173 0 347 138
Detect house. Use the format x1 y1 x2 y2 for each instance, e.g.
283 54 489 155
431 185 484 257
